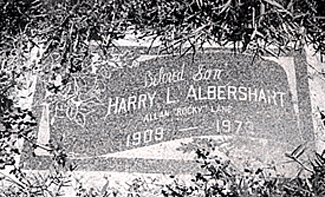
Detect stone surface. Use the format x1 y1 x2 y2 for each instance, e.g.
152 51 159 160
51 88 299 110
20 48 314 174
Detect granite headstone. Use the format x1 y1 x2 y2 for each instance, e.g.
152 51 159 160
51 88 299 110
20 48 313 174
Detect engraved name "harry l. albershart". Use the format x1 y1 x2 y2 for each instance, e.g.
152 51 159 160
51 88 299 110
105 64 286 116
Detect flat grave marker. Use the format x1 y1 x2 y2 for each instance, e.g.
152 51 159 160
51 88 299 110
20 48 314 174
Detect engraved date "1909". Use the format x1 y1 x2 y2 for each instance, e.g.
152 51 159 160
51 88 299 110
126 128 164 147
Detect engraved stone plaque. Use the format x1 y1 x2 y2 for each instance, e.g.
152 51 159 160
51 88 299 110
20 48 313 174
